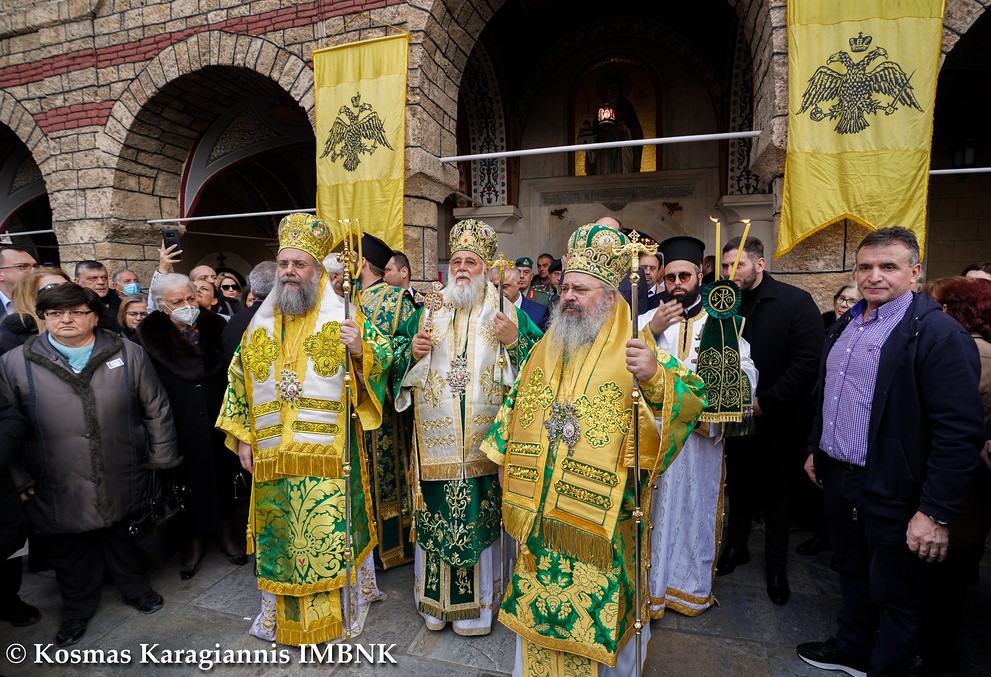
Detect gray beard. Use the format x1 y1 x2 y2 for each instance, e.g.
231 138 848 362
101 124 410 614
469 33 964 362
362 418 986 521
272 273 321 317
548 291 614 354
445 273 486 309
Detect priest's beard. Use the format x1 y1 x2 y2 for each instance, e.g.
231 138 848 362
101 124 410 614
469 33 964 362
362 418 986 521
671 283 701 309
445 271 487 309
548 291 615 354
272 272 322 317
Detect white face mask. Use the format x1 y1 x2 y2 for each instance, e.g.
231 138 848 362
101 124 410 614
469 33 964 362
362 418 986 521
169 304 200 326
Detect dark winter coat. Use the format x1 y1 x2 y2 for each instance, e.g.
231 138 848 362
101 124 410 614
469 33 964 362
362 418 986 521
137 309 234 533
737 272 825 441
0 397 27 557
0 330 179 535
0 313 37 356
811 293 984 523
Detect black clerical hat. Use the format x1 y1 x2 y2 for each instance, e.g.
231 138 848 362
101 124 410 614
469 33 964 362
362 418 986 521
658 236 705 266
361 233 394 271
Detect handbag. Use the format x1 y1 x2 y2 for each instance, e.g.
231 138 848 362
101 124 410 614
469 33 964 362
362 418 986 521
129 470 189 566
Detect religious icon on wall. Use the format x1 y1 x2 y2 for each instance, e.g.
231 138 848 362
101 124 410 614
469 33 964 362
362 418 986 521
572 58 658 176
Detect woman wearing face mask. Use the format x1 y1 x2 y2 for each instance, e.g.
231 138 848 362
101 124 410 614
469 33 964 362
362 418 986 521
138 274 247 579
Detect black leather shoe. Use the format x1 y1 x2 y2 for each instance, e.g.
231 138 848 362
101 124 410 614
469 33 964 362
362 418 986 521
797 638 868 677
715 546 750 576
125 590 164 614
766 569 790 605
0 596 41 627
796 534 831 556
180 559 202 580
55 619 88 647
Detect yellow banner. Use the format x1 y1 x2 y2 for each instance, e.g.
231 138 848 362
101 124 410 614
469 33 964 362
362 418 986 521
314 34 409 251
777 0 945 258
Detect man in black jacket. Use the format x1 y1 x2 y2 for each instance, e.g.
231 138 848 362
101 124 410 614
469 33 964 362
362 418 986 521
716 236 824 606
797 227 984 676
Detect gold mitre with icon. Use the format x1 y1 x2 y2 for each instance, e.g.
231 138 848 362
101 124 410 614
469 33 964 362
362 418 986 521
565 223 631 289
449 219 498 262
277 212 342 261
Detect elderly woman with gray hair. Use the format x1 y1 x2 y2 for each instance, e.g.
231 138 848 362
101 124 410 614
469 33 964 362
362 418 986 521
139 273 246 580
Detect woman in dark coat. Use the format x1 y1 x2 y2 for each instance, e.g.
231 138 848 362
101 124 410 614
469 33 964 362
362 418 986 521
0 284 179 647
139 273 247 580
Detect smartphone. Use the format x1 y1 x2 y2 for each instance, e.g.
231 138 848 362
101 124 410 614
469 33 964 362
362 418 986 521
161 228 182 260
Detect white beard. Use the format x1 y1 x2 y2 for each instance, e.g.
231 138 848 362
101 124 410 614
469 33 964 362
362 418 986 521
548 291 614 354
444 271 487 309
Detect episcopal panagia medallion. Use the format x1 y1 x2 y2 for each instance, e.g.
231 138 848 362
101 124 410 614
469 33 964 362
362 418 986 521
277 369 303 406
446 356 471 396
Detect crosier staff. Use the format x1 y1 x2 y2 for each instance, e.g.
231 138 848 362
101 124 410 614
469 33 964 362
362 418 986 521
336 218 364 642
617 230 658 677
487 251 514 600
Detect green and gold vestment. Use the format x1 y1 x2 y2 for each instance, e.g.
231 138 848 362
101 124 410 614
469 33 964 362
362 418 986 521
481 300 705 675
393 283 542 620
358 279 416 569
216 283 392 645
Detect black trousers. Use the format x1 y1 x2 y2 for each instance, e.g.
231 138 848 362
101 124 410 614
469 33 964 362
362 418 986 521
822 457 922 677
35 521 151 622
724 434 800 571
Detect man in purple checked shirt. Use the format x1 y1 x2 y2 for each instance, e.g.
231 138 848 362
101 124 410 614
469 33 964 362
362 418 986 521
797 227 984 677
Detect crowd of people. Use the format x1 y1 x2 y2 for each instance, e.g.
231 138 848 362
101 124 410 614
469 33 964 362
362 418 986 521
0 216 988 676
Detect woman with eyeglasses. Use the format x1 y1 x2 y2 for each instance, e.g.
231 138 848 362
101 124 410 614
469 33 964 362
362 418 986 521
0 267 71 355
116 293 149 341
823 284 861 331
0 283 179 647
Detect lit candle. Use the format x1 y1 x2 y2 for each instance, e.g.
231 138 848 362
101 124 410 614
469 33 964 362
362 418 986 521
729 219 752 281
709 215 720 280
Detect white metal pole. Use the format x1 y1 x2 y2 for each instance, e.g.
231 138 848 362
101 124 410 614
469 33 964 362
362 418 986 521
440 130 763 163
147 207 315 224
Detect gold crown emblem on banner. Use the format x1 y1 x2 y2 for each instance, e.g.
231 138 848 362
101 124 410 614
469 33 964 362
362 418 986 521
565 223 631 289
849 32 872 52
277 213 339 261
449 219 498 262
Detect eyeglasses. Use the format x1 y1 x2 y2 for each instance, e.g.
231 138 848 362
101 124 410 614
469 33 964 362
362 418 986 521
221 284 240 291
556 283 604 297
835 296 859 306
44 310 94 319
125 311 148 318
663 271 696 284
0 263 37 271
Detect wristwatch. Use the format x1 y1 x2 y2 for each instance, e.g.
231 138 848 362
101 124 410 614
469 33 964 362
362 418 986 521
927 514 950 528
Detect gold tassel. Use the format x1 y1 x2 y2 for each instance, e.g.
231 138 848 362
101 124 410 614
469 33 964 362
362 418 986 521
502 502 536 544
541 519 613 570
417 601 482 622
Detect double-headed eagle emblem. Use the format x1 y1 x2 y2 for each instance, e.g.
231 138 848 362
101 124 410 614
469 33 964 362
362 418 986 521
320 92 393 171
797 32 922 135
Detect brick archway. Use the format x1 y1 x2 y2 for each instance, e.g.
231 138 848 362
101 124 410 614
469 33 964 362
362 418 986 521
104 31 313 223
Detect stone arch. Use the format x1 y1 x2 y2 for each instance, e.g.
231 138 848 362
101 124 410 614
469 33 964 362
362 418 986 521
0 90 51 177
103 31 314 222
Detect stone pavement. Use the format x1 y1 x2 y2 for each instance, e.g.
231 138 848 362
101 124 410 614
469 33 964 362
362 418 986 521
2 532 988 676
